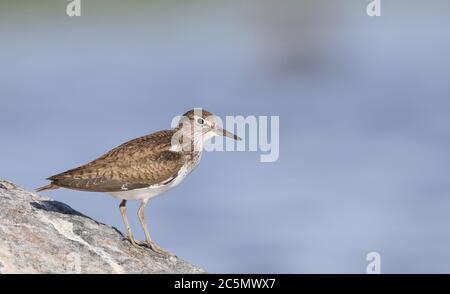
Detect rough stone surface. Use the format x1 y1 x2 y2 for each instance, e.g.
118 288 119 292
0 179 205 274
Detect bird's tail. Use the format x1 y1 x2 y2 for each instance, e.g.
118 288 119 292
36 183 60 192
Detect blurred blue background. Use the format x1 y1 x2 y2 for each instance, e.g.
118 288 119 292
1 0 450 273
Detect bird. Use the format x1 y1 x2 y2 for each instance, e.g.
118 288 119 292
37 108 241 255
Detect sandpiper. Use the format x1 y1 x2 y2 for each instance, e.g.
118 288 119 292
37 108 241 255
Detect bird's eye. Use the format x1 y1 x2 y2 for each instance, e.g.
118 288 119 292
197 118 204 125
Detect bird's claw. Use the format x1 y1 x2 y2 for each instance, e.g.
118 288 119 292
126 235 145 247
126 236 173 256
147 241 173 257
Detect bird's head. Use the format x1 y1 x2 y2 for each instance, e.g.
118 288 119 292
176 108 241 146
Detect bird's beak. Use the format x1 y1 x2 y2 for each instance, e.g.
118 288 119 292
214 127 241 141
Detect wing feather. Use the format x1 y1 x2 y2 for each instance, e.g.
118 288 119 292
47 130 184 192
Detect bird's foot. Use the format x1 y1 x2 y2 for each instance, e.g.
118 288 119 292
126 235 173 257
126 235 146 247
146 241 174 257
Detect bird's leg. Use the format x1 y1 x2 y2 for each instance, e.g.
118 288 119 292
137 200 171 256
119 200 141 247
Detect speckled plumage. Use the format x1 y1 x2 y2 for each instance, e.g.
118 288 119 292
37 109 215 193
41 130 184 192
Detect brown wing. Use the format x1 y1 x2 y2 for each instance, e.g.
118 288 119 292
46 130 184 192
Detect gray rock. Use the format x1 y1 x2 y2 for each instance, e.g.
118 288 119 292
0 179 205 274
